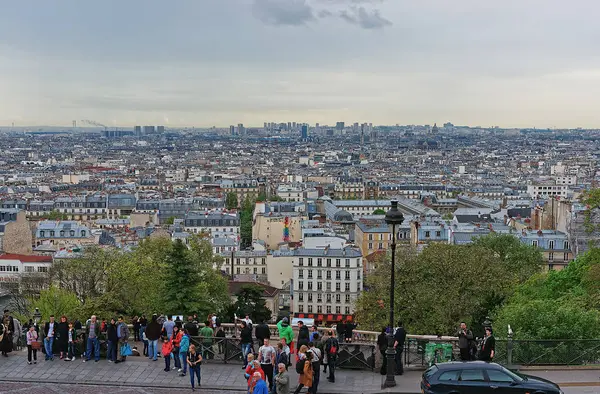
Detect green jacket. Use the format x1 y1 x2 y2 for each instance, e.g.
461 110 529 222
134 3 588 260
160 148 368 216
277 320 294 345
200 326 213 344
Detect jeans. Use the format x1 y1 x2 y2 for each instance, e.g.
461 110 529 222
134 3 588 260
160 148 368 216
180 351 188 374
44 337 54 359
86 337 100 361
148 339 158 360
68 342 75 359
173 347 181 369
242 343 252 367
27 345 38 362
164 354 171 371
107 340 117 361
328 356 336 382
189 365 201 388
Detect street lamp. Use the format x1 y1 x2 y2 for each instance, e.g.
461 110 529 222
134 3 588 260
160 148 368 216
383 200 404 388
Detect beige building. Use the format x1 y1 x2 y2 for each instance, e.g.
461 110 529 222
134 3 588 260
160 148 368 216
253 214 305 251
0 210 33 255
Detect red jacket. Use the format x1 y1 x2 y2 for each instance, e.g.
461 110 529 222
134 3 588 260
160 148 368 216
172 331 183 347
246 364 265 387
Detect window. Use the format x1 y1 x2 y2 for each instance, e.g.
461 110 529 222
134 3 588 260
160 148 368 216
336 271 341 280
336 259 341 267
438 371 460 381
345 259 350 267
326 293 331 302
326 271 332 280
40 231 45 237
308 305 313 313
436 231 441 237
262 258 266 265
299 293 304 301
299 258 304 266
368 243 373 250
317 258 322 267
549 252 554 261
253 268 257 274
336 283 341 291
564 241 570 250
308 293 313 302
317 282 323 291
564 253 569 261
326 305 332 313
59 230 65 237
24 266 34 273
345 294 350 303
299 281 304 290
317 305 322 313
345 307 350 314
460 370 485 382
378 242 383 250
345 283 350 291
308 282 313 290
345 271 350 280
532 240 538 247
425 231 430 238
486 370 515 383
50 231 55 237
335 306 341 314
336 294 341 303
549 240 555 249
308 270 313 279
317 294 322 302
37 266 48 273
70 230 75 237
369 234 373 241
326 259 331 267
298 305 304 313
236 267 240 274
299 269 304 279
326 282 332 291
317 271 322 279
308 258 313 267
357 271 361 279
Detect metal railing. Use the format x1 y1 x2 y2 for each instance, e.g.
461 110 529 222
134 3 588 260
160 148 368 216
495 339 600 366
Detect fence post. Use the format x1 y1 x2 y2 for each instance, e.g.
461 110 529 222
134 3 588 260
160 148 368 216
507 327 513 368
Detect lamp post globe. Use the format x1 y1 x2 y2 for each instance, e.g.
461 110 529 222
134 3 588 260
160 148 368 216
383 200 404 388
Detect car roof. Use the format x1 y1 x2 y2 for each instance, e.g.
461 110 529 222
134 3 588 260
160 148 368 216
434 361 503 370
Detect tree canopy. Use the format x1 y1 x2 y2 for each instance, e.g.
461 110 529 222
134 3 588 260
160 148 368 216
223 284 272 323
226 192 238 210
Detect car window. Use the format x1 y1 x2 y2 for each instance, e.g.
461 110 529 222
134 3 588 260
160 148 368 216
501 367 525 382
424 365 438 380
460 369 485 382
438 371 460 381
487 370 515 383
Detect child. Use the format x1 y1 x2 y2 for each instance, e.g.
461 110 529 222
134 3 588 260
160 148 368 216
66 322 76 361
187 344 202 391
26 326 39 365
162 335 173 372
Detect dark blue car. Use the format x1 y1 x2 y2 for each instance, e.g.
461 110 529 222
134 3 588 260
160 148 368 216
421 361 563 394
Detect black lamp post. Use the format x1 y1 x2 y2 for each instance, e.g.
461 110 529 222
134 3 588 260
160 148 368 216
383 200 404 388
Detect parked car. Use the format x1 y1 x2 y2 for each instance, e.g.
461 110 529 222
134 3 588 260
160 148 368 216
421 361 563 394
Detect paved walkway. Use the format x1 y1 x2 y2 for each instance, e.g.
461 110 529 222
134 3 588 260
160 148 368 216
0 350 422 394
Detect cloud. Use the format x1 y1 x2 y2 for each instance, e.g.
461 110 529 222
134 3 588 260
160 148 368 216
252 0 315 26
339 6 392 29
318 9 333 18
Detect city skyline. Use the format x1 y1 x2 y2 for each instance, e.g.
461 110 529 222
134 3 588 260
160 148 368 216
1 0 600 128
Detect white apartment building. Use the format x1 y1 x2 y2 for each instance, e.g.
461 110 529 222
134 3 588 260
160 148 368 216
527 184 568 199
555 175 577 186
0 253 53 290
292 247 363 318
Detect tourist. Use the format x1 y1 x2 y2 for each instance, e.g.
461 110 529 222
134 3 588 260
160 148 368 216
106 318 118 363
84 315 100 362
335 321 345 343
296 321 310 352
43 315 56 361
66 321 76 361
325 331 339 383
344 320 356 343
162 315 175 339
26 325 39 365
309 325 319 342
244 353 256 380
132 316 140 342
293 346 313 394
215 322 226 354
394 321 406 375
456 322 475 361
162 331 174 372
322 331 329 374
56 315 69 360
247 361 265 392
258 338 276 392
211 313 218 329
377 327 388 375
276 318 294 356
479 327 495 362
240 321 253 368
172 325 183 370
308 341 322 394
276 342 289 370
145 314 162 361
275 363 290 394
178 328 191 376
116 316 130 363
199 320 214 360
255 319 270 347
187 344 202 391
184 315 199 337
249 371 269 394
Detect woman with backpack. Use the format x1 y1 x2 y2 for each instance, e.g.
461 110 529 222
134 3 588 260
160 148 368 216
293 346 313 394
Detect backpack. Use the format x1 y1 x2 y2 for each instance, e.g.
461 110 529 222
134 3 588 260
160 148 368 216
296 358 306 374
327 338 338 356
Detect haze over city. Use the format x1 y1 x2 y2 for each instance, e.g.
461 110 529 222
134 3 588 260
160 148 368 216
2 0 600 128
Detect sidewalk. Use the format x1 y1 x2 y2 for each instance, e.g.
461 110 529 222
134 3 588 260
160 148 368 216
0 350 423 394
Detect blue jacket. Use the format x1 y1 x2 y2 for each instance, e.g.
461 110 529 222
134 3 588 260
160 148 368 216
180 334 190 353
252 379 269 394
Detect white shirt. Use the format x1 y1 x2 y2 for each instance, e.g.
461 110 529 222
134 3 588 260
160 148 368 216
309 347 321 363
48 322 55 337
244 318 253 326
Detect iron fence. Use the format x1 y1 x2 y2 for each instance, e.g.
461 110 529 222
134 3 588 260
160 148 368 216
495 339 600 366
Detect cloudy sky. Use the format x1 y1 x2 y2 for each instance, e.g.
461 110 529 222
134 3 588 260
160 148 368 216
1 0 599 128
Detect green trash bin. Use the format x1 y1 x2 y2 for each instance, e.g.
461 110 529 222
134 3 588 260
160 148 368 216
425 343 454 366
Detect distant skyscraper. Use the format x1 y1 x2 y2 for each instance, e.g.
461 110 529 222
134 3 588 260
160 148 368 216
230 125 235 136
336 122 345 131
301 124 308 140
156 125 165 134
134 126 142 136
353 122 359 133
143 126 155 134
238 123 245 135
287 122 292 131
264 122 268 130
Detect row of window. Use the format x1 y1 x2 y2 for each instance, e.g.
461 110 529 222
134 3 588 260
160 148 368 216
297 305 351 315
225 267 267 275
298 269 360 280
0 266 48 273
298 258 359 268
367 232 409 241
186 220 238 227
531 240 569 250
297 292 353 303
423 230 443 238
39 230 87 238
548 252 570 261
225 258 267 265
297 281 360 292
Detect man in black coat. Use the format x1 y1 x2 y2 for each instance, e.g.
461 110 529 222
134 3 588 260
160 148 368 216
393 321 406 375
184 316 199 337
296 321 310 349
254 319 270 347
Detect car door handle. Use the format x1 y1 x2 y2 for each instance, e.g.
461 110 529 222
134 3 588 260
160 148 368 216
490 385 499 389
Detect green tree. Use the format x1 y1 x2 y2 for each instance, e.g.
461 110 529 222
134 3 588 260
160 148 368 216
164 216 177 225
226 192 238 210
372 208 386 215
31 285 80 321
231 284 272 323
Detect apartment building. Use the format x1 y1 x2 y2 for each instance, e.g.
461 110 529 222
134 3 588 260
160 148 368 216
518 229 573 270
527 184 568 199
0 253 53 291
354 219 410 273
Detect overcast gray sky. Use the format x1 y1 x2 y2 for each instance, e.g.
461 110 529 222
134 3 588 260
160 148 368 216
1 0 599 128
